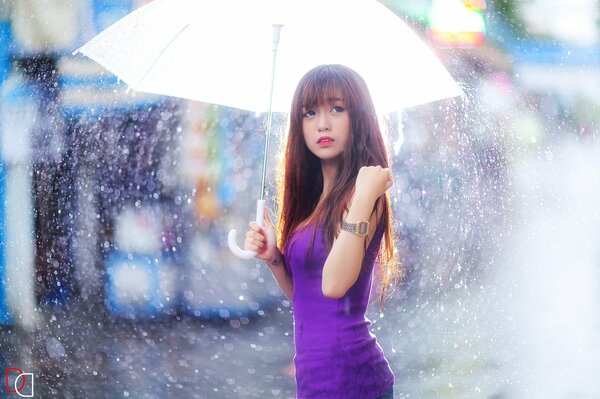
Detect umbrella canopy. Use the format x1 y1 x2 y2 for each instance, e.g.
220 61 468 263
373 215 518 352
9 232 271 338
76 0 462 113
76 0 463 258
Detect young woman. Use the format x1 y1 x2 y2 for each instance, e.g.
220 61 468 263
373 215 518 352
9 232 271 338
244 64 401 399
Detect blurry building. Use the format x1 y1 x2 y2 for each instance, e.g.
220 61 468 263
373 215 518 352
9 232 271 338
0 0 288 327
0 1 168 327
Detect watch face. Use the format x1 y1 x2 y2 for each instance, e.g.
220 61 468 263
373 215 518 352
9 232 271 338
357 222 369 235
342 220 369 236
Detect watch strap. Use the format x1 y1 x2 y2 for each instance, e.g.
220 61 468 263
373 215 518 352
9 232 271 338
342 220 369 237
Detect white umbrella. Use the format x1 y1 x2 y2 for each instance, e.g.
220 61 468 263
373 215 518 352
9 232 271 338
76 0 463 258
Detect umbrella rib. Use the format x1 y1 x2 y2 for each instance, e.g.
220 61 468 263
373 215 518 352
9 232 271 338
135 23 191 89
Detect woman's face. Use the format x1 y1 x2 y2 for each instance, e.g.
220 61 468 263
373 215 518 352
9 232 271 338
301 96 350 162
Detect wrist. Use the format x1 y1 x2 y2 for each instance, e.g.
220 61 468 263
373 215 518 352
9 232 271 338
345 194 376 228
268 250 283 268
350 191 377 209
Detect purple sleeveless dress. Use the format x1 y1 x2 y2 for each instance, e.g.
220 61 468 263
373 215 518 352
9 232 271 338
283 219 395 398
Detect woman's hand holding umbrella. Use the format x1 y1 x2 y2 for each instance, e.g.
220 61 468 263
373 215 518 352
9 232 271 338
244 205 278 263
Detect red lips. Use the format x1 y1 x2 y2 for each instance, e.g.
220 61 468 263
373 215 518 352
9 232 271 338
317 136 334 144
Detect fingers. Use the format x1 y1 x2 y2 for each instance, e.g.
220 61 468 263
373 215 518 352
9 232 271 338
356 166 393 197
369 166 392 185
248 221 266 239
377 168 393 193
245 221 266 251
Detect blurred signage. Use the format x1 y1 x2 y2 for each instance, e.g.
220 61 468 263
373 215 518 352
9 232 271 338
92 0 134 32
463 0 486 9
92 0 151 33
427 0 486 47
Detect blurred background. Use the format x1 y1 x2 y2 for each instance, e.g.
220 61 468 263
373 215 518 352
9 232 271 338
0 0 599 398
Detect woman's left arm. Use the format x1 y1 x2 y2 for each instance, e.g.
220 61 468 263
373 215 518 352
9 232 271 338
321 193 381 298
322 166 392 298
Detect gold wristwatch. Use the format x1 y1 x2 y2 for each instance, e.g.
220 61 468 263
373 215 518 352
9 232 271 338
342 220 369 237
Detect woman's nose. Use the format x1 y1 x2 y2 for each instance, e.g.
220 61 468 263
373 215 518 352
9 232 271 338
317 113 330 132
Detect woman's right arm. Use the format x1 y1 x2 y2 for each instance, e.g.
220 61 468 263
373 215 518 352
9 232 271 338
244 206 293 301
265 248 293 301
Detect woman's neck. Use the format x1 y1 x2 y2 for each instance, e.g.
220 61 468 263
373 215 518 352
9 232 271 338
320 159 339 197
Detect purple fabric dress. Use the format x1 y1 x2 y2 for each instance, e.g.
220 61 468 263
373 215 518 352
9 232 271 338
283 219 395 399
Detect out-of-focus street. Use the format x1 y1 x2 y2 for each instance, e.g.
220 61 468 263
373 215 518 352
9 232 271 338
2 1 600 398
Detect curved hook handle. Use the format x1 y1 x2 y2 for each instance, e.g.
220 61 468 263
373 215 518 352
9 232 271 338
228 199 266 259
228 229 257 259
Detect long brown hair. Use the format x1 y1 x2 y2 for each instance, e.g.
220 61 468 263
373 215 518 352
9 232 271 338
275 64 401 309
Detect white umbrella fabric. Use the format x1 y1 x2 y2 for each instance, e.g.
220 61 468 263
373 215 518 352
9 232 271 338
76 0 463 258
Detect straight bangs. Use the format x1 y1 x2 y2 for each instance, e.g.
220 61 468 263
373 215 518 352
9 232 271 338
296 67 353 111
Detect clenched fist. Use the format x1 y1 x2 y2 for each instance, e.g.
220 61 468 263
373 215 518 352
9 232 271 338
354 165 393 201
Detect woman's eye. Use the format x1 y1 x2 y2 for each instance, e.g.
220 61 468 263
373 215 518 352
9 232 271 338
303 110 316 118
331 106 345 113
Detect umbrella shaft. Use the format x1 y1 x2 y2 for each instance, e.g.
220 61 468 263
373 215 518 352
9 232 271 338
260 25 282 201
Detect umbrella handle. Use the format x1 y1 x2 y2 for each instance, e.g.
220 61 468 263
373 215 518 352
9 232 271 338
228 199 266 259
